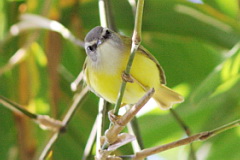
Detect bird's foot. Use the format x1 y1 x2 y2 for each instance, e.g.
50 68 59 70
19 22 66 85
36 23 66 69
108 110 123 126
122 72 134 83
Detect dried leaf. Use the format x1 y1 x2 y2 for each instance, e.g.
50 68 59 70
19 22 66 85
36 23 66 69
108 133 136 151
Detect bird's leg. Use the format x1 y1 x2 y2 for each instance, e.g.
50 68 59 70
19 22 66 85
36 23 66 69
123 72 149 92
122 71 134 83
108 110 123 126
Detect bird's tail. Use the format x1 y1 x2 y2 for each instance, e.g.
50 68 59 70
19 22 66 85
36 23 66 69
152 85 184 110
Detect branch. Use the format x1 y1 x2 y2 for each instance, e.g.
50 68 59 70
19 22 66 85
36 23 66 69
0 46 28 76
10 14 85 48
83 117 98 160
96 88 154 160
99 0 116 31
0 87 89 159
132 119 240 160
127 115 144 152
127 0 137 17
113 0 144 115
39 86 89 159
96 99 110 158
0 14 85 76
170 109 196 160
71 71 84 91
0 95 37 119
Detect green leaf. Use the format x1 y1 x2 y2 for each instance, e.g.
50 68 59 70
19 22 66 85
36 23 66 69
192 43 240 103
203 0 239 19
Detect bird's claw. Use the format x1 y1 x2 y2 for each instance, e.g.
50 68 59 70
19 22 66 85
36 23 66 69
122 72 134 83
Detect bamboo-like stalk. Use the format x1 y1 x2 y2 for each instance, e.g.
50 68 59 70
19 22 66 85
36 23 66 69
113 0 144 115
96 0 145 159
96 0 116 159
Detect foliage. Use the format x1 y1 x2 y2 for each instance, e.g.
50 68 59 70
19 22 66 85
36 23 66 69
0 0 239 159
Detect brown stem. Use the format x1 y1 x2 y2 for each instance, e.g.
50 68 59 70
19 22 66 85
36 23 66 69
133 119 240 160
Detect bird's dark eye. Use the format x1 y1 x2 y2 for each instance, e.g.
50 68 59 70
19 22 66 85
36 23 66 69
87 46 93 52
87 44 97 52
103 30 111 39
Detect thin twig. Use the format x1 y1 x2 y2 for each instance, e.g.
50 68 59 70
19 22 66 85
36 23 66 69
11 14 85 48
0 95 37 119
170 109 191 136
71 71 84 91
103 88 154 147
83 117 98 160
128 0 137 17
0 46 28 76
127 116 144 151
98 0 116 31
39 86 89 159
96 0 116 159
169 109 196 160
132 119 240 160
96 99 109 158
62 87 89 126
113 0 144 115
1 14 85 76
39 133 59 160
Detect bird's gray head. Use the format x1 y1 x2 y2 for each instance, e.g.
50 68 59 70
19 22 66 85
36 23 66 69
84 26 122 62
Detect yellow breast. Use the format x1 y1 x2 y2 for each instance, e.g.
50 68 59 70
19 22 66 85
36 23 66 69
84 49 161 104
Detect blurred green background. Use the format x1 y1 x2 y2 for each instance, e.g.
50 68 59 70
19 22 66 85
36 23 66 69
0 0 240 159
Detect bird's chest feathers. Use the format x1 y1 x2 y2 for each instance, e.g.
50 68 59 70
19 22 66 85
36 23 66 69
90 42 126 74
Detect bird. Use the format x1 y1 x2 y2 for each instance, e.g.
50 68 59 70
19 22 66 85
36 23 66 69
83 26 183 109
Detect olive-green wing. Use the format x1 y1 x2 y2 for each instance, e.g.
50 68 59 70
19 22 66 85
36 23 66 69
138 46 166 85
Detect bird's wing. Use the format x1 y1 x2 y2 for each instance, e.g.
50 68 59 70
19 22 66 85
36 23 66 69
138 46 166 85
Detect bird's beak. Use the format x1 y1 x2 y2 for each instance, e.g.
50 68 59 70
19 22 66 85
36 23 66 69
97 39 102 46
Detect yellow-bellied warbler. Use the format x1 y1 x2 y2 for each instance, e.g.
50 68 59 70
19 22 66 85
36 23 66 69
83 26 183 109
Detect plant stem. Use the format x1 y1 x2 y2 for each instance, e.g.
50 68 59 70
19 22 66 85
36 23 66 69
83 117 98 160
132 119 240 160
96 0 116 158
127 116 144 151
38 86 88 159
0 95 37 119
99 0 116 31
200 119 240 140
113 0 144 115
169 109 196 160
96 98 109 158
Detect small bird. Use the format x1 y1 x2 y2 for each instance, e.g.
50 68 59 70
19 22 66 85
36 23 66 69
83 26 183 109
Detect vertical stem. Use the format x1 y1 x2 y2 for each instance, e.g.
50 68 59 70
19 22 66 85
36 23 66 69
170 109 196 160
127 117 144 151
128 0 137 16
83 118 98 160
113 0 144 115
96 98 108 158
97 0 116 156
99 0 116 31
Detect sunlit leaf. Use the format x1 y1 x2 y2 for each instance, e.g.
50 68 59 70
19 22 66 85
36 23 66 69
192 43 240 102
203 0 238 19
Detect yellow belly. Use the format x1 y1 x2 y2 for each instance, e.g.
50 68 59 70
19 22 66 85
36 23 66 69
85 51 160 104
